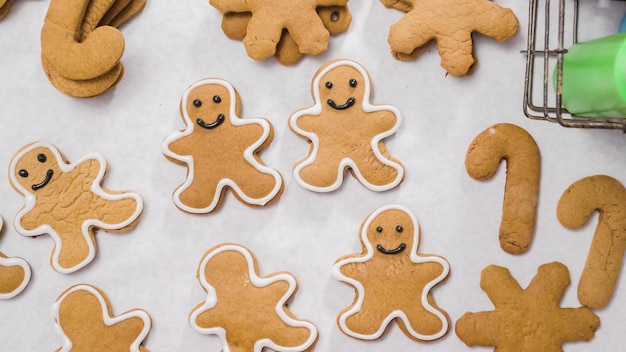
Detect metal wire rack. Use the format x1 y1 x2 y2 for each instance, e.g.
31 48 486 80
523 0 626 130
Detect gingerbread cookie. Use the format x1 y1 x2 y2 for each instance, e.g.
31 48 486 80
189 243 318 351
53 284 152 352
220 5 352 65
332 205 450 341
9 142 143 273
289 59 405 192
0 0 13 20
381 0 519 76
456 262 600 351
0 216 31 299
162 78 283 213
209 0 349 61
40 0 145 97
465 123 540 255
557 175 626 309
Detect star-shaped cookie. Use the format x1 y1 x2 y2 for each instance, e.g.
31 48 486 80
53 284 152 352
456 262 600 351
382 0 519 76
189 243 318 352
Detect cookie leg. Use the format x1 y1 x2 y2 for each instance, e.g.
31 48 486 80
287 20 329 56
296 154 343 189
436 32 475 76
264 324 315 350
0 255 28 297
342 304 388 336
54 227 95 271
229 162 281 203
177 178 222 210
242 17 282 60
387 13 433 57
398 294 447 339
352 145 403 188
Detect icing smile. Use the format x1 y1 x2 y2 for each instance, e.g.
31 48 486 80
196 114 225 129
377 243 406 255
32 169 53 190
327 97 355 110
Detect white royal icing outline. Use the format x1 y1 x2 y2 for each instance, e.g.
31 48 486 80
331 204 450 341
289 59 405 193
162 78 283 213
52 284 151 352
189 243 318 352
0 215 31 300
9 141 144 274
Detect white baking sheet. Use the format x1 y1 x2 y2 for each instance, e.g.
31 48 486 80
2 0 626 351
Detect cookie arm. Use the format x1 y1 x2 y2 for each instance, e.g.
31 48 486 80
471 2 519 41
388 11 434 57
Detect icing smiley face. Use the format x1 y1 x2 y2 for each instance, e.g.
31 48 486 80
12 146 59 192
186 84 235 130
374 225 406 255
367 207 414 257
321 67 361 111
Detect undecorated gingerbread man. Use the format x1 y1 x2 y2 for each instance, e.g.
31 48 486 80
9 142 143 273
289 59 405 192
209 0 348 60
189 243 318 352
381 0 519 76
333 205 450 341
162 78 283 213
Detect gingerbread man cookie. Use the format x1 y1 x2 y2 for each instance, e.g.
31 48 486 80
456 262 600 351
0 0 13 20
219 5 352 65
162 78 283 213
289 59 405 192
332 205 450 341
53 284 152 352
0 216 31 299
9 142 143 274
209 0 349 61
189 243 318 352
381 0 519 76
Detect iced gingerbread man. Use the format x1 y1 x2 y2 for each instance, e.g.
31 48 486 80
333 205 450 341
289 59 405 192
162 78 283 213
9 142 143 273
189 243 318 352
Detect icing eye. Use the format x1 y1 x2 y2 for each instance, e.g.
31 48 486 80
349 79 357 88
330 11 339 22
325 81 333 89
18 169 28 178
396 225 404 233
213 95 222 103
376 226 383 233
193 99 202 107
37 153 47 163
